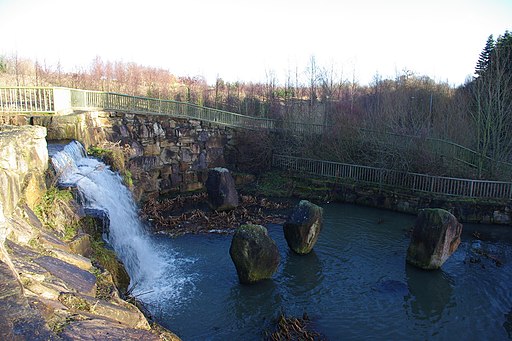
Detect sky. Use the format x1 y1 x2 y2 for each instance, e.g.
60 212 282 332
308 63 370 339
0 0 511 86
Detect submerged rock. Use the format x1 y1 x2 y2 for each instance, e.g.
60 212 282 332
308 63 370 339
229 224 280 284
205 167 239 211
283 200 323 255
406 208 463 270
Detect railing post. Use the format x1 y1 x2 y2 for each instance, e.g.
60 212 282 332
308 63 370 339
53 88 72 114
379 168 383 189
469 180 474 197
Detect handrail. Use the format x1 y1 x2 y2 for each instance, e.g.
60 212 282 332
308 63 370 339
0 86 322 133
273 154 512 200
1 86 510 175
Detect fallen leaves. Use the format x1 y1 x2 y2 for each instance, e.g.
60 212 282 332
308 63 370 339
140 193 290 236
265 313 325 341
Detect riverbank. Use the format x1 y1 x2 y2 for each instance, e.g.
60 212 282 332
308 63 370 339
250 171 512 226
0 126 180 340
0 185 182 340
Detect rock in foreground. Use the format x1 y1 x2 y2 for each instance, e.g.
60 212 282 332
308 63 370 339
406 208 463 270
229 224 280 284
205 167 239 211
283 200 323 254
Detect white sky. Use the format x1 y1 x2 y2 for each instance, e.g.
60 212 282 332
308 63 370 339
0 0 511 86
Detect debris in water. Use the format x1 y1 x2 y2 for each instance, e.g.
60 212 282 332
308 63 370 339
265 312 325 341
140 193 290 236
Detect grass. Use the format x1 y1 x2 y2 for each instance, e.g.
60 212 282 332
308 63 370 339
34 186 79 240
88 144 133 188
252 170 335 202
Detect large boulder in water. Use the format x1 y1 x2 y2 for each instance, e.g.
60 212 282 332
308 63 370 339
283 200 323 255
229 224 280 284
205 167 239 211
406 208 463 270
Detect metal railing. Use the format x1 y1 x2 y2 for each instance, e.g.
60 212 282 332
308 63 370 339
0 87 54 113
1 86 510 176
273 154 512 199
0 87 284 130
0 87 325 133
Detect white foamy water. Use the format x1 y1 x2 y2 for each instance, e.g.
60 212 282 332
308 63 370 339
50 141 194 306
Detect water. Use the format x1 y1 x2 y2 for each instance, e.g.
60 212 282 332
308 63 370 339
49 141 512 340
149 204 512 341
50 141 194 303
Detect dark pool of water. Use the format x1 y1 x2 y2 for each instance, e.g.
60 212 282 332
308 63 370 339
145 204 512 340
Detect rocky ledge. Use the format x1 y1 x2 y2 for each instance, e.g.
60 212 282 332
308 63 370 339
0 125 180 340
1 203 180 341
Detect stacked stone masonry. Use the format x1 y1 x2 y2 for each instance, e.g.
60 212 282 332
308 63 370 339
3 111 239 201
104 112 235 199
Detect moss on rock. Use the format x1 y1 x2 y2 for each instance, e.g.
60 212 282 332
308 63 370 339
229 224 280 284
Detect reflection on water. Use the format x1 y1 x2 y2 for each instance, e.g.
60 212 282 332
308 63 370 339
147 204 512 341
280 250 323 296
229 279 281 323
405 264 455 323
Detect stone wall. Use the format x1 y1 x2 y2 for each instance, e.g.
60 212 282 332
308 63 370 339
2 111 244 201
333 184 511 225
289 178 512 225
102 111 235 200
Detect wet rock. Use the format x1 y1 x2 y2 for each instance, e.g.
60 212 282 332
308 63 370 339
37 230 72 253
34 256 97 296
493 210 511 225
205 167 239 211
406 208 463 270
83 208 110 235
283 200 323 255
229 224 280 284
49 249 92 271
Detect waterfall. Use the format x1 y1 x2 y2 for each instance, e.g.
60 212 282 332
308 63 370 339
50 141 192 305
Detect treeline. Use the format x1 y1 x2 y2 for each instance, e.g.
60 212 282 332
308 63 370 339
1 30 510 179
0 54 466 141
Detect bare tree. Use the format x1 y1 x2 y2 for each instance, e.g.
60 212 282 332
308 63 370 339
470 48 512 177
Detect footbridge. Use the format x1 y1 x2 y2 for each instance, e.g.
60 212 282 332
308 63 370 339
0 86 505 172
0 86 323 134
1 86 511 202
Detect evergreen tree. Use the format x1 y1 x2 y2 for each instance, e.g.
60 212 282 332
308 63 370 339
495 31 512 77
475 35 494 76
470 31 512 177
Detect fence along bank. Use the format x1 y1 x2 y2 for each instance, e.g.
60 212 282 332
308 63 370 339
1 87 511 224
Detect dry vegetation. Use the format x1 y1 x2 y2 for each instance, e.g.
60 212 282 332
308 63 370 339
2 31 511 180
140 193 290 236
